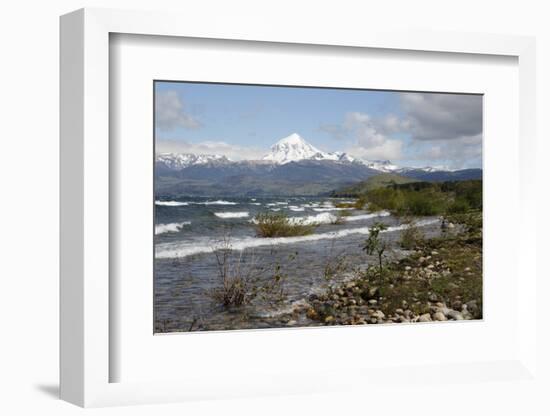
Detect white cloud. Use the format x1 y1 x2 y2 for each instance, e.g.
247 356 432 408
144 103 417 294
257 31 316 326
334 112 404 160
347 140 403 161
321 93 482 168
155 90 201 131
156 139 264 161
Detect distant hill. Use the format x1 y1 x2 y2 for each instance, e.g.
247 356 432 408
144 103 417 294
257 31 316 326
331 173 418 197
398 168 482 182
155 159 381 197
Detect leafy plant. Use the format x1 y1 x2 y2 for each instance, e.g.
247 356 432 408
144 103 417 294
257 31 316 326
363 222 388 282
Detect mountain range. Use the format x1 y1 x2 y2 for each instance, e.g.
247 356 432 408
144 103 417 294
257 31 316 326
156 133 482 197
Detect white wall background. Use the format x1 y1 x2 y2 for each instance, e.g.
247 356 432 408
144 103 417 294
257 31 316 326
0 0 548 414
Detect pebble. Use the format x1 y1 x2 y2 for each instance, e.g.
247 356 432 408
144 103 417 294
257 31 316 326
287 320 297 326
433 312 447 321
324 316 335 324
368 299 378 306
466 300 479 316
446 310 464 320
431 251 439 256
306 308 318 320
452 300 462 310
371 310 385 319
418 313 432 322
405 266 412 271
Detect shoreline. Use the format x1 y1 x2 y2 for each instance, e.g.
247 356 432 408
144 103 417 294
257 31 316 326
156 211 482 332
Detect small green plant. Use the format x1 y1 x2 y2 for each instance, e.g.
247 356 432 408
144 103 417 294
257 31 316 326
254 212 317 237
363 222 388 282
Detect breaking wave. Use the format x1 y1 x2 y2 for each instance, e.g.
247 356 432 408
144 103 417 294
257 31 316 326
214 212 249 219
155 222 190 234
344 211 391 221
155 200 189 207
196 200 237 205
155 218 438 259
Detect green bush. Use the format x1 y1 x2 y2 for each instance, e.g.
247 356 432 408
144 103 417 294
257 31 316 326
354 196 368 210
254 212 317 237
447 198 470 214
357 180 482 217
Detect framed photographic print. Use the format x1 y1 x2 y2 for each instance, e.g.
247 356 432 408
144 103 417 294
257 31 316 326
153 81 483 333
60 8 537 408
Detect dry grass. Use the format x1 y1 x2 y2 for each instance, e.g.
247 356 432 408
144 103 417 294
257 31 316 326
254 212 317 237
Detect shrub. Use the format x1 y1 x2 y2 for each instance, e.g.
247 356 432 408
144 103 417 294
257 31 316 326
254 212 317 237
354 196 368 210
209 242 261 308
399 190 446 216
446 198 470 214
209 237 290 308
399 220 425 249
363 222 388 281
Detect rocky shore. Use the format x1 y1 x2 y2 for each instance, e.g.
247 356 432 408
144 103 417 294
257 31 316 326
276 215 483 327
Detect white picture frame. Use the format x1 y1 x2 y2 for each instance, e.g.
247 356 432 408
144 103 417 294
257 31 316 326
60 7 537 407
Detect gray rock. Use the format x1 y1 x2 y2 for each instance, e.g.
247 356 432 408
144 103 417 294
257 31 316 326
371 310 385 319
418 313 432 322
466 300 480 316
446 310 464 320
433 312 447 321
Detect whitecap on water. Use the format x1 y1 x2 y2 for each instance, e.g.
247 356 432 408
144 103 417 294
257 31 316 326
214 212 249 219
155 200 189 207
196 200 237 206
155 222 190 234
155 218 439 258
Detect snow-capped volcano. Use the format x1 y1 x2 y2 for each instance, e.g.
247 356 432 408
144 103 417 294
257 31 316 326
262 133 352 164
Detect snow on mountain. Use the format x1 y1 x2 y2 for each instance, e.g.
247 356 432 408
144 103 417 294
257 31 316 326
395 166 454 173
261 133 353 164
359 159 400 172
156 153 229 170
156 134 457 174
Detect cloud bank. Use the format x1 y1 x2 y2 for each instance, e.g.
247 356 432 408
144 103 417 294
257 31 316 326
155 90 201 131
322 92 482 168
156 139 265 161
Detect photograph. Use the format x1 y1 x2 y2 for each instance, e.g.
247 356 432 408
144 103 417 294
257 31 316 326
154 81 483 333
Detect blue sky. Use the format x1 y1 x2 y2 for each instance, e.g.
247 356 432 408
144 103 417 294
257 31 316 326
155 81 482 169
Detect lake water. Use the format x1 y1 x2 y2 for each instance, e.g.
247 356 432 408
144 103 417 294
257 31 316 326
154 196 440 332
